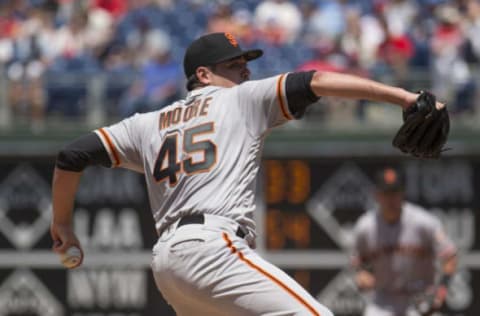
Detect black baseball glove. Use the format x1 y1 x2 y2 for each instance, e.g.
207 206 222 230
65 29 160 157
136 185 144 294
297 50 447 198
392 91 450 159
413 284 448 316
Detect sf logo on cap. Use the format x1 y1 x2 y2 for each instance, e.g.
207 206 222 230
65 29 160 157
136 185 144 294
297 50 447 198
383 168 397 184
224 32 238 47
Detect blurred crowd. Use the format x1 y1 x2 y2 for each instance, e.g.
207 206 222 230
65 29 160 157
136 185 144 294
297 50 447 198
1 0 479 127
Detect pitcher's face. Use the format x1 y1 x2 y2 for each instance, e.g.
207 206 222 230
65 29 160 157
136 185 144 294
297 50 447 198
197 56 250 88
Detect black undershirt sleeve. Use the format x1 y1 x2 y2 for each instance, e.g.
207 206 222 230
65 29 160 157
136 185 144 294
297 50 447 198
56 132 112 172
285 70 320 118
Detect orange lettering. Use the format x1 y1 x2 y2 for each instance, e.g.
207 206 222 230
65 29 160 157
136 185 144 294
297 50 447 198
192 99 201 116
200 97 212 116
172 108 182 124
183 106 194 122
159 111 172 130
224 33 238 47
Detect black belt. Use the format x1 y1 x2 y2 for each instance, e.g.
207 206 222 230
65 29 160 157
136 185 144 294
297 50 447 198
178 214 246 239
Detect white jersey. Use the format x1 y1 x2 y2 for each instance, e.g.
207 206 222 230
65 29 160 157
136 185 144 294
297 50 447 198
94 74 294 237
352 202 456 295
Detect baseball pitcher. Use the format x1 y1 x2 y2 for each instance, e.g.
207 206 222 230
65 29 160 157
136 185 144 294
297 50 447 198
352 167 457 316
50 32 449 315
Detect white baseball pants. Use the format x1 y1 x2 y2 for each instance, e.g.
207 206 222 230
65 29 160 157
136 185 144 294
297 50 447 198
151 214 334 316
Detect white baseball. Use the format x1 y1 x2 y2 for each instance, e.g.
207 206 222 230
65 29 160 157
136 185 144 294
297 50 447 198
60 246 82 268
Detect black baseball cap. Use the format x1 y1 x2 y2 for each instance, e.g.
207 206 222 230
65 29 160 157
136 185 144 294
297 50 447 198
183 32 263 78
374 167 405 192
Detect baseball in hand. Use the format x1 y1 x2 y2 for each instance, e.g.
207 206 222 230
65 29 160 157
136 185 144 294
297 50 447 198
60 246 82 268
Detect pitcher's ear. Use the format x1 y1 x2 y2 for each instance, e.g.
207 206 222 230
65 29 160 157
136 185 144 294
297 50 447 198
196 66 212 85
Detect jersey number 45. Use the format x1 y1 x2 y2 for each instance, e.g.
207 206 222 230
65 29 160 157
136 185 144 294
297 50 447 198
153 122 217 186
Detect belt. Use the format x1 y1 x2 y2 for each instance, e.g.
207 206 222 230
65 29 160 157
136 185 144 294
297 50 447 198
178 214 246 239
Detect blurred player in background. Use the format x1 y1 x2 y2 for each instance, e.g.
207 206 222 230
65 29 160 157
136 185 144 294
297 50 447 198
51 30 444 316
352 166 457 316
